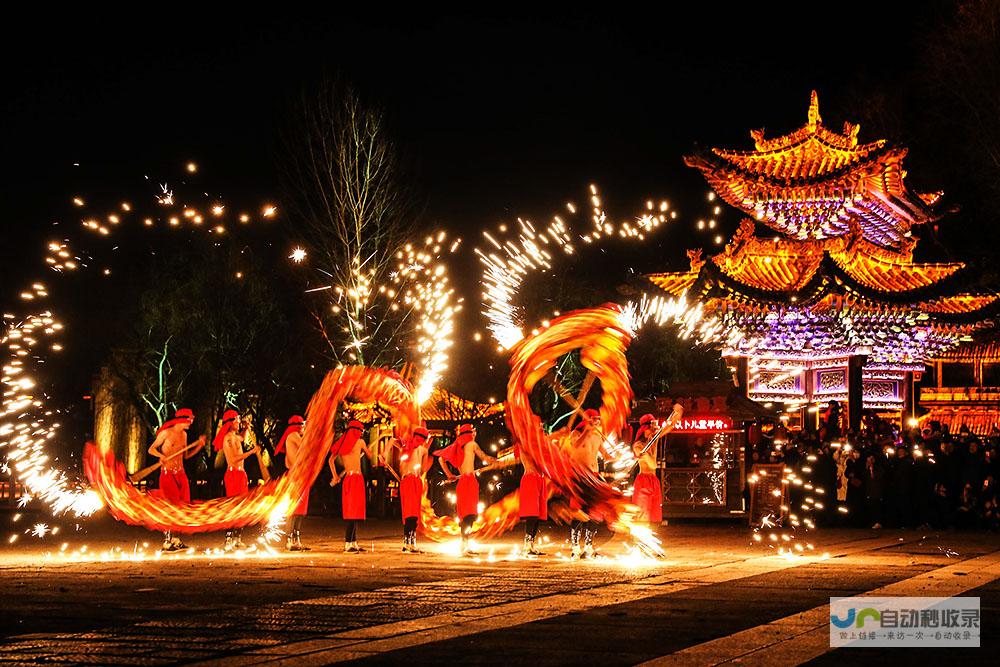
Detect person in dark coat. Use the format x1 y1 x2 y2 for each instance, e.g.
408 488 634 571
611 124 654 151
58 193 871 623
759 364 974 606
844 449 866 527
887 446 915 528
864 453 887 529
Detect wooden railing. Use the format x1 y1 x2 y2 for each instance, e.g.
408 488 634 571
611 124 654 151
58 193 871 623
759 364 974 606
920 386 1000 402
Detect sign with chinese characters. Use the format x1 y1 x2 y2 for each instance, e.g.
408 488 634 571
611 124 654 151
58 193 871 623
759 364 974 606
671 415 734 433
830 597 980 647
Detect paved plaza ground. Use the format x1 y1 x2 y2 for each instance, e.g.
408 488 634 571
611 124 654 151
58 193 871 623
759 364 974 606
0 514 997 665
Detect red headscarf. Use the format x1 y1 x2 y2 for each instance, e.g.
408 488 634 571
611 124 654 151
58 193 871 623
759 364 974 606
156 408 194 435
213 409 240 452
635 413 656 442
401 426 430 454
574 409 600 432
434 423 474 469
274 415 305 455
330 420 364 457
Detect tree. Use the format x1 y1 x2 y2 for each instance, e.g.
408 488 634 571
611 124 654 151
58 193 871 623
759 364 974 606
282 79 420 369
106 242 318 451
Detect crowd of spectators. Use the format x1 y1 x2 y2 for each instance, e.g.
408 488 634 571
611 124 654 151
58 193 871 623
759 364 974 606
750 411 1000 531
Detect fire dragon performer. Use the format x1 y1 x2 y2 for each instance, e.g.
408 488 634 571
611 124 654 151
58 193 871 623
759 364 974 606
434 423 497 556
147 407 206 552
328 419 370 553
631 414 663 525
516 443 548 556
274 415 308 551
631 406 683 527
215 409 259 551
569 409 610 559
397 426 430 553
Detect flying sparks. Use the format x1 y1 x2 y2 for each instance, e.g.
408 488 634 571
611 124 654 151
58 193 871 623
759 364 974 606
2 163 279 524
476 184 671 349
316 232 463 404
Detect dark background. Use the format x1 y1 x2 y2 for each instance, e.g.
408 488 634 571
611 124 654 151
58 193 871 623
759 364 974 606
1 4 993 423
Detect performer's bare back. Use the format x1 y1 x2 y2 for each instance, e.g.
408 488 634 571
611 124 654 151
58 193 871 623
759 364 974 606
459 439 489 474
339 438 368 474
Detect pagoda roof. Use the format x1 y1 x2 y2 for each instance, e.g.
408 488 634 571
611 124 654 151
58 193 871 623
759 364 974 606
935 338 1000 363
648 220 979 315
420 387 504 422
685 91 938 248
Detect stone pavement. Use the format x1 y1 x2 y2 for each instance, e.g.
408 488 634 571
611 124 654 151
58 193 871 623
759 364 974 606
0 515 997 665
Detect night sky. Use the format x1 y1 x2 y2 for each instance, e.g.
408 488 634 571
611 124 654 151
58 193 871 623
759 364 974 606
0 6 961 411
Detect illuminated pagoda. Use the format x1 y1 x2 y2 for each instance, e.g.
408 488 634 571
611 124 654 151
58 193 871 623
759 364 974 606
649 92 997 429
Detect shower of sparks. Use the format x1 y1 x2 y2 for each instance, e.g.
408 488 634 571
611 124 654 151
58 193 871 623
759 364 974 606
40 542 286 563
323 232 463 405
618 293 743 348
747 458 828 558
289 247 307 263
1 311 103 517
261 501 291 544
2 163 278 523
476 184 672 349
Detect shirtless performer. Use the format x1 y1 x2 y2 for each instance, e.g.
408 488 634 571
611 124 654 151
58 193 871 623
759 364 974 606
147 407 205 551
215 409 259 551
569 409 611 559
328 420 370 553
434 423 497 556
516 443 548 556
274 415 307 551
397 426 430 553
632 405 683 527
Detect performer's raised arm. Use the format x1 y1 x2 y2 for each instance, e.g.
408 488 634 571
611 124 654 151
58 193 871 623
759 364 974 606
663 403 684 432
473 441 497 467
184 435 206 458
236 443 259 462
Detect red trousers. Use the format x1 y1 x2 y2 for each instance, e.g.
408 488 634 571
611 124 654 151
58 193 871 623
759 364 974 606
159 468 190 503
400 474 424 522
456 473 480 519
633 472 663 523
518 471 548 520
224 468 248 497
293 488 309 516
342 472 366 520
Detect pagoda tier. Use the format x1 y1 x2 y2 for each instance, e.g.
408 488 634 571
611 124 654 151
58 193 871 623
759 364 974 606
685 91 939 248
661 93 997 421
648 221 995 369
